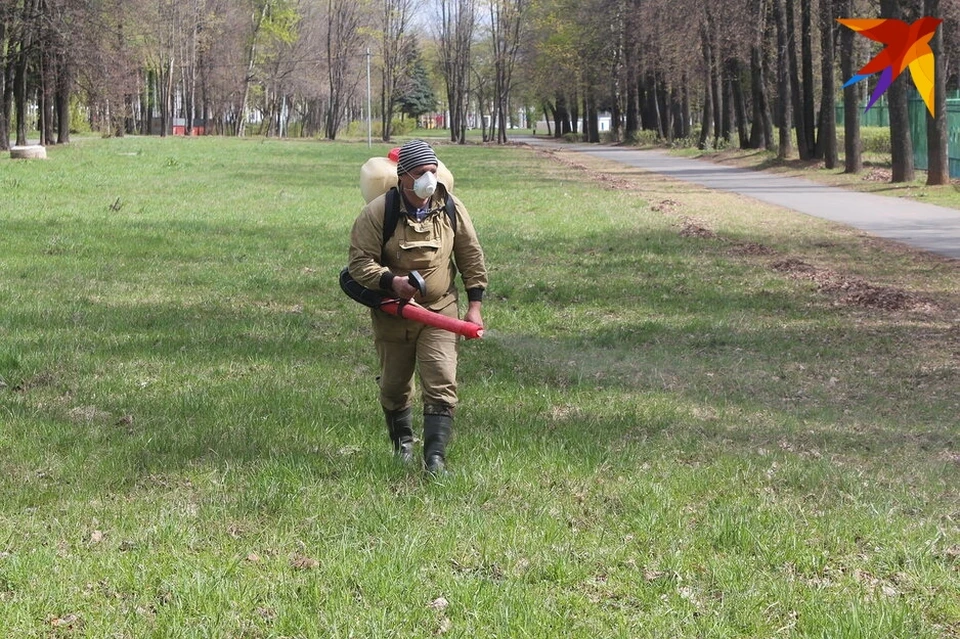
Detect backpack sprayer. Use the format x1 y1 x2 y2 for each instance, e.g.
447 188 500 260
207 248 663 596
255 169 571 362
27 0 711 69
339 148 484 340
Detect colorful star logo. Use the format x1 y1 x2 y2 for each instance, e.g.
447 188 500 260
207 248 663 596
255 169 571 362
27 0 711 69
838 17 943 116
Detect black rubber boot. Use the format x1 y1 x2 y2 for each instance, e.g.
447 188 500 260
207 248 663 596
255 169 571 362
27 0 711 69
384 407 415 464
423 405 454 475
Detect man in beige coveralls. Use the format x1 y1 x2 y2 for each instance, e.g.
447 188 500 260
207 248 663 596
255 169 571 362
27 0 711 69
348 140 488 474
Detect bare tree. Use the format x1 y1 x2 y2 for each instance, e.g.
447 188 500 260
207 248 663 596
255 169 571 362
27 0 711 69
379 0 414 140
237 0 270 136
177 0 207 136
489 0 529 143
471 45 493 141
324 0 366 139
436 0 474 143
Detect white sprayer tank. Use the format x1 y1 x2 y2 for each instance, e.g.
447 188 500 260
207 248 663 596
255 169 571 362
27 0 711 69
359 148 454 203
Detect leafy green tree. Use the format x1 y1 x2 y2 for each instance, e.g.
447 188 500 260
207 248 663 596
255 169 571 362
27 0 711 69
398 55 435 121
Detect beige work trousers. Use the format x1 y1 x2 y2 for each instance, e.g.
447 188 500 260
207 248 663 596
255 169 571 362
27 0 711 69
371 300 460 411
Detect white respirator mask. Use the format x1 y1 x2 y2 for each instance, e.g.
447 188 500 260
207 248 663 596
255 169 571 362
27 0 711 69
412 170 438 199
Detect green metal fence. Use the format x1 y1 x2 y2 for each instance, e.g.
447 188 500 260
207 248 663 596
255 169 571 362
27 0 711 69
907 97 960 177
836 91 960 178
835 98 891 127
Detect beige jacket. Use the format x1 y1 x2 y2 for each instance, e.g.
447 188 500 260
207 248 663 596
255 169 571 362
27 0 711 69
348 185 488 311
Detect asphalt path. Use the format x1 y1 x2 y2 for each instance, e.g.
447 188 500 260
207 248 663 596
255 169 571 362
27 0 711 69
517 137 960 259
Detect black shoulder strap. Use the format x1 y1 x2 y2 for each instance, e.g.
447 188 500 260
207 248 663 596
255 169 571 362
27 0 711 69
382 187 402 246
445 192 457 234
381 186 457 247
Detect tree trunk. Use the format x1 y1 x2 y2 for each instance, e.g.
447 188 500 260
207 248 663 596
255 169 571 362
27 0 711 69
720 66 733 144
839 0 861 172
438 0 474 144
681 75 691 138
817 0 838 167
55 51 70 144
669 86 682 141
608 0 625 142
662 82 675 142
888 77 914 182
569 87 579 134
553 93 568 137
39 14 55 147
624 24 639 139
925 0 948 185
881 0 914 182
13 0 40 146
585 84 599 143
774 0 793 158
786 0 809 159
13 52 27 146
698 22 714 150
658 77 671 139
706 10 723 147
799 0 816 158
748 0 774 151
490 0 529 144
650 73 664 138
728 58 749 148
239 1 269 137
749 45 773 150
160 59 174 137
0 12 7 150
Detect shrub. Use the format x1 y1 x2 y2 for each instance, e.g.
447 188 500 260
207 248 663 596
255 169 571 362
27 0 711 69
342 117 412 140
860 126 891 154
600 131 619 144
625 129 661 146
835 126 890 157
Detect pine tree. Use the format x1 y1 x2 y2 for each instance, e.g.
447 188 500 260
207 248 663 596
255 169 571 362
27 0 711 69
398 57 436 121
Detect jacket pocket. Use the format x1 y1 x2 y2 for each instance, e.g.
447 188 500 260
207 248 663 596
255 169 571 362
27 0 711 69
397 239 441 270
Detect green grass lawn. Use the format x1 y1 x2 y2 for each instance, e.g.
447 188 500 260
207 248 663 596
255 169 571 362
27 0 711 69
1 136 958 638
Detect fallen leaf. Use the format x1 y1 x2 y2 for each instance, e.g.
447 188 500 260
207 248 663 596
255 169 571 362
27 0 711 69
291 554 319 570
246 553 261 563
90 530 104 544
428 596 449 611
257 606 277 620
438 617 452 634
49 613 81 628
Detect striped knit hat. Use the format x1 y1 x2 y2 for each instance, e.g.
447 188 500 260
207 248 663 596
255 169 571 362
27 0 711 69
396 140 438 176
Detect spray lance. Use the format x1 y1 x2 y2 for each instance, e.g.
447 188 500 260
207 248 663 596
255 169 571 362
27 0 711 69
339 268 484 340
